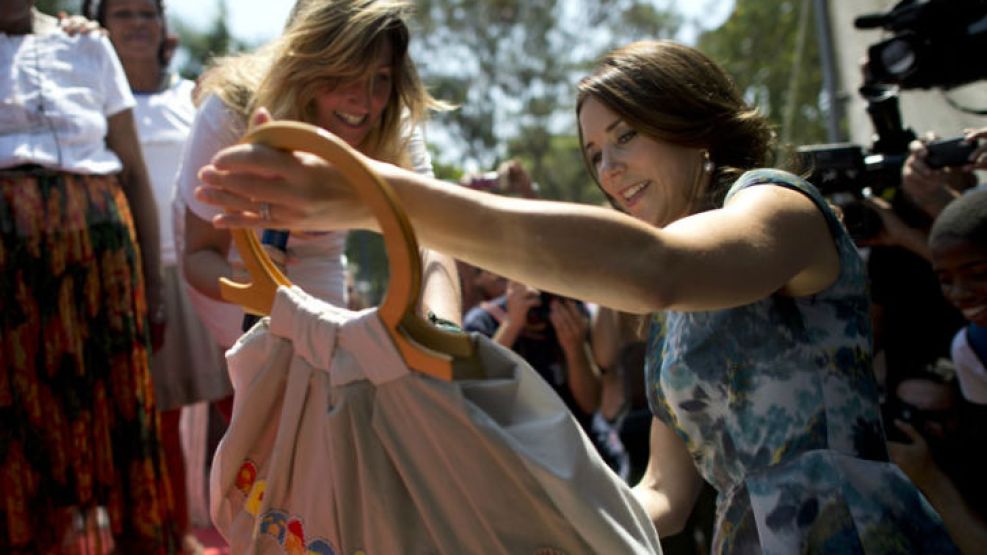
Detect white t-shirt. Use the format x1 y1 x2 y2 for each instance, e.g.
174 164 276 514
952 327 987 405
0 32 134 173
134 76 196 266
175 94 434 347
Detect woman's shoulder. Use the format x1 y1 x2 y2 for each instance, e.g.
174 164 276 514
730 168 813 191
197 93 246 128
725 168 826 206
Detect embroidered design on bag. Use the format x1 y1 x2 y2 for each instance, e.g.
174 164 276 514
257 509 338 554
246 480 267 516
236 459 258 494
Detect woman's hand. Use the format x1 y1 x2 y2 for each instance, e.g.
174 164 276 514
196 109 375 233
56 12 104 36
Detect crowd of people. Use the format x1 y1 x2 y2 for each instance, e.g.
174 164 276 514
2 0 986 553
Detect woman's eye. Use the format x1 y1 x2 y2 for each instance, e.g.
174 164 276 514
590 152 602 168
372 73 393 95
617 129 637 144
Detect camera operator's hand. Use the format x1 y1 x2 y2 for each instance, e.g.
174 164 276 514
498 160 539 199
550 298 602 415
887 419 938 490
858 195 931 260
963 126 987 171
491 280 540 348
550 298 589 356
902 137 969 219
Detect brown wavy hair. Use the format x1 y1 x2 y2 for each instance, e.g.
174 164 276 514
576 40 777 211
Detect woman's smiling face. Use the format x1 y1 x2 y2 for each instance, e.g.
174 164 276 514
103 0 164 65
578 95 706 227
311 39 394 149
932 237 987 327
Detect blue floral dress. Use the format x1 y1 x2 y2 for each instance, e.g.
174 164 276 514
645 169 958 554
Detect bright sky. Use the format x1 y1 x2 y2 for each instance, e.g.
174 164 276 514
166 0 292 44
165 0 733 45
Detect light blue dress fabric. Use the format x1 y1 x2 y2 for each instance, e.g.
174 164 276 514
645 169 958 554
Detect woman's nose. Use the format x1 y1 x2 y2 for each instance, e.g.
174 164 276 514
340 79 372 110
598 151 623 186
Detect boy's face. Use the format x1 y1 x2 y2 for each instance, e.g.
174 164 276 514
931 237 987 326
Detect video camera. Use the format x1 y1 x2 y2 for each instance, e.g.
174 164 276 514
857 0 987 90
796 0 986 241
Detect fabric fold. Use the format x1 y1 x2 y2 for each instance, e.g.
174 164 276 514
211 290 662 554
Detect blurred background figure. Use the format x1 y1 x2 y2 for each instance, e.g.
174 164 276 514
464 280 598 431
0 3 174 553
456 263 507 318
81 0 232 552
459 158 540 199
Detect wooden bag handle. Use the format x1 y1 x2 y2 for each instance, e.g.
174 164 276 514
219 121 474 381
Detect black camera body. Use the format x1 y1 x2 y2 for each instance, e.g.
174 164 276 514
882 395 926 443
857 0 987 90
799 132 974 241
925 137 977 169
800 133 975 196
527 291 559 324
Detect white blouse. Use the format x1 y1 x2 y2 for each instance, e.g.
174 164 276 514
0 31 134 173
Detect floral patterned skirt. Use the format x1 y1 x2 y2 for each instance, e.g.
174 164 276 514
0 168 175 554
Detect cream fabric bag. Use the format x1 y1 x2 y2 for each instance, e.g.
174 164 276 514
210 285 661 555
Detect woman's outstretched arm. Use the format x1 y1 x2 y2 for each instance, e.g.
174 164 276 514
197 130 839 314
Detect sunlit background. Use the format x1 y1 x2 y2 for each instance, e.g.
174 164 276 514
35 0 987 301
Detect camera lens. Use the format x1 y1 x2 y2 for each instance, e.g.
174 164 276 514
879 39 917 78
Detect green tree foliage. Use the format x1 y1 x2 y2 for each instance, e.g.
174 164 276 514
411 0 681 203
697 0 830 157
169 0 251 80
36 0 80 15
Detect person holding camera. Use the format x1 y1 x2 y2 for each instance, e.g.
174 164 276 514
886 189 987 555
194 39 959 553
463 280 600 429
459 158 540 199
857 129 981 401
902 128 987 220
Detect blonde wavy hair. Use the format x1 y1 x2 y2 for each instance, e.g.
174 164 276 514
197 0 446 166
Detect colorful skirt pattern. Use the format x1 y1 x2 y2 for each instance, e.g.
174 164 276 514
0 168 175 554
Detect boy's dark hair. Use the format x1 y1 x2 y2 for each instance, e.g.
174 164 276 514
930 189 987 248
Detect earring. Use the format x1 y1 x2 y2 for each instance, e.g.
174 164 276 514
702 150 715 173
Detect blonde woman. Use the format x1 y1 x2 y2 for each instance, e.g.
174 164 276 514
177 0 458 356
